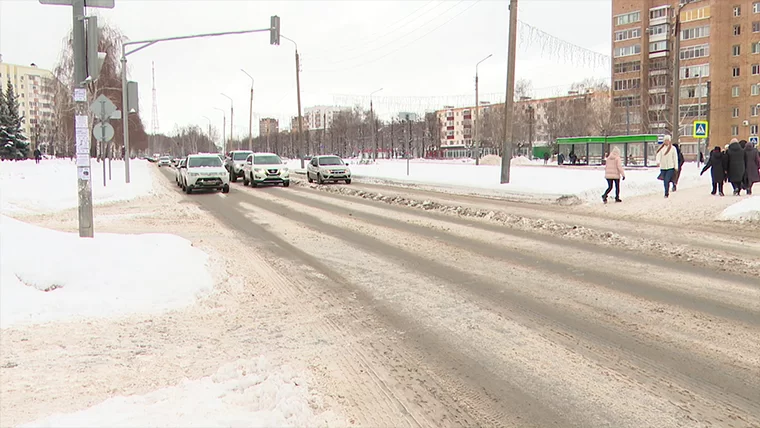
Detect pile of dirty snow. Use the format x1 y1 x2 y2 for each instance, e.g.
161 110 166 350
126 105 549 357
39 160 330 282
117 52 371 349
0 216 213 328
479 154 502 165
20 356 343 428
718 197 760 222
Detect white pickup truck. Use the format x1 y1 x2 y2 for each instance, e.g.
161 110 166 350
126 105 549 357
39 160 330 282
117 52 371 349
180 154 230 194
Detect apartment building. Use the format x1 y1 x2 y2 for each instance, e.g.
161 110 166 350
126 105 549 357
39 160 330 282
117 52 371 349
0 61 55 151
303 105 349 130
259 118 279 136
612 0 760 154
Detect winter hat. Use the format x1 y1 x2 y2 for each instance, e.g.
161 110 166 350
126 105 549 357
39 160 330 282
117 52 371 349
730 138 739 144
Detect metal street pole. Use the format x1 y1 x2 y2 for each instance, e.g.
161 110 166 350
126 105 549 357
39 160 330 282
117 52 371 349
202 115 211 141
501 0 518 184
626 99 631 135
696 73 702 166
406 114 412 175
474 53 492 166
241 69 254 151
214 107 226 153
221 93 234 150
370 88 383 160
671 0 693 142
282 35 305 168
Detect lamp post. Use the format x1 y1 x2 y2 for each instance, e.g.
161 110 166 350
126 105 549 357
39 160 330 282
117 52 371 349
221 93 234 150
671 0 696 143
282 35 305 168
214 107 226 153
241 69 254 151
370 88 383 160
202 115 212 148
474 53 492 166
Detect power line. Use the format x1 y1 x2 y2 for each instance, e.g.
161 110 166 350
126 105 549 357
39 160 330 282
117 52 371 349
308 0 468 70
310 0 478 73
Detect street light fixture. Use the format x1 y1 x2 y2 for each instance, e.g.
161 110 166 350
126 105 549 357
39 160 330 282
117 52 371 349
370 87 383 160
241 69 254 151
214 107 227 154
474 54 492 166
221 93 234 150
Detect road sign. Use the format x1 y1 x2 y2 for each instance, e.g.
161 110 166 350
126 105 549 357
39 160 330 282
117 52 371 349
751 136 759 146
693 120 709 138
39 0 114 8
90 94 117 121
93 121 115 142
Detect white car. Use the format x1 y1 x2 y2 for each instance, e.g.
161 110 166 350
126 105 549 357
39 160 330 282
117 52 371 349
180 154 230 194
242 153 290 187
157 156 172 167
225 150 253 182
306 155 352 184
175 158 186 186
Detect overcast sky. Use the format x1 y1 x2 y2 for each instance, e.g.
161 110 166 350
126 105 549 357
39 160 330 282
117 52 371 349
0 0 611 137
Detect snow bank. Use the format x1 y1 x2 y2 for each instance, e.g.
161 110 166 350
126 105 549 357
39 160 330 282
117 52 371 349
0 158 154 214
0 216 213 328
718 197 760 222
20 357 341 428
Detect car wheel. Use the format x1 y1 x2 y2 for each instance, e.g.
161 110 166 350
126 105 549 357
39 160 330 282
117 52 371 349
307 171 313 183
222 185 230 194
345 179 352 184
230 171 237 183
243 173 249 186
185 185 192 194
283 181 290 187
251 180 258 188
317 173 324 185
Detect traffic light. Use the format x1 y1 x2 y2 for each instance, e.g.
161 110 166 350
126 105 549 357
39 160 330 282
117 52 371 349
86 16 106 81
270 15 280 45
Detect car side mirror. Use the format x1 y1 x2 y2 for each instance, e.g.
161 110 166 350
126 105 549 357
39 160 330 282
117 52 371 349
345 162 349 166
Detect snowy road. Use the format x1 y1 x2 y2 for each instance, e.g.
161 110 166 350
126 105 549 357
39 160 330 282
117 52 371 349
169 169 759 427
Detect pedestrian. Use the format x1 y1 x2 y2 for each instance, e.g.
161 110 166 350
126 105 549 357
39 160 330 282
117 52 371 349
700 146 728 196
602 146 625 203
656 135 679 198
543 151 550 165
671 143 685 192
33 148 41 164
726 138 747 195
744 140 760 195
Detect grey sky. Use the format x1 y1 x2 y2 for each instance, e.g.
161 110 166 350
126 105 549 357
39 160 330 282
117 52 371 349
0 0 611 137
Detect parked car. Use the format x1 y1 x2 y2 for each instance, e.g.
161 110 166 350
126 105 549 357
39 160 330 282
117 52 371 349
180 154 230 194
157 156 172 167
175 158 186 186
225 150 253 182
306 155 351 184
242 153 290 187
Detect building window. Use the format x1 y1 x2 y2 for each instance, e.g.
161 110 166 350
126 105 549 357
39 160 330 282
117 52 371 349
733 66 741 77
680 63 709 79
754 64 760 75
733 107 740 118
613 95 641 107
755 2 760 13
614 60 641 74
650 23 669 36
753 84 760 96
751 124 760 134
613 78 641 91
735 6 742 17
679 44 709 60
615 11 641 26
754 21 760 32
733 86 741 97
752 105 760 116
682 6 711 22
650 74 668 87
614 44 641 58
649 40 669 52
734 24 742 35
754 42 760 54
615 28 641 41
650 7 668 20
680 84 708 99
681 25 710 40
733 45 742 56
679 104 708 118
650 58 669 71
732 125 740 136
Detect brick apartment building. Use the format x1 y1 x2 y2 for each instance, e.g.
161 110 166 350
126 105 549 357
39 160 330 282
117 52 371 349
259 118 279 136
612 0 760 155
0 61 55 153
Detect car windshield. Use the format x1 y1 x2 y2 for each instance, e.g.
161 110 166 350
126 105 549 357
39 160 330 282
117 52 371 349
188 156 223 168
318 156 344 166
254 155 283 165
160 156 170 161
233 152 252 160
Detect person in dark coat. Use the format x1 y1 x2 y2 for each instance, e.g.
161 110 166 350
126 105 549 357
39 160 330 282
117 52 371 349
744 142 760 195
700 146 728 196
33 148 42 164
671 143 686 191
726 138 747 195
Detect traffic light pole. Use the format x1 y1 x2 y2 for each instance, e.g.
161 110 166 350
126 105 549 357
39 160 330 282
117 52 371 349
119 26 272 182
73 0 94 238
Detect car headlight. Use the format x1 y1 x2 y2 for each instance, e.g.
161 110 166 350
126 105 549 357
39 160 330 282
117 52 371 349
254 168 264 173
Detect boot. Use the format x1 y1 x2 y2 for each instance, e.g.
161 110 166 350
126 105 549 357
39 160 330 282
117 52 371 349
602 195 608 204
615 198 622 203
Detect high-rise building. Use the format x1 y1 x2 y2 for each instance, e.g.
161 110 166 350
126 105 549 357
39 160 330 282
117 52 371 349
611 0 760 156
303 105 349 130
0 61 55 152
259 118 279 136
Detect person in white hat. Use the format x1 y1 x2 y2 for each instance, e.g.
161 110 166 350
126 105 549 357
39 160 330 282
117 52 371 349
656 135 679 198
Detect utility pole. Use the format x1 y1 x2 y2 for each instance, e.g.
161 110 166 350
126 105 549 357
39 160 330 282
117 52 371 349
406 114 412 175
705 80 711 154
370 88 383 160
626 99 631 135
241 69 254 151
528 105 534 155
73 0 93 237
501 0 518 184
221 93 234 150
390 119 395 159
696 72 703 165
474 53 492 166
214 107 226 153
671 0 693 141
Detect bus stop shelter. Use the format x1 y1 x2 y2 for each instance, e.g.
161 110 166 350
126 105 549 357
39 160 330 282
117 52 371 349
556 134 660 167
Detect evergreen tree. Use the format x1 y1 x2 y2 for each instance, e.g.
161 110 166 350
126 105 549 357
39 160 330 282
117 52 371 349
0 82 12 160
3 79 29 159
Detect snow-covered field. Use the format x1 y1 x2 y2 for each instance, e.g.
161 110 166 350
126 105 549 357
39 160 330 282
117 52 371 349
0 215 213 328
20 357 339 428
0 158 154 214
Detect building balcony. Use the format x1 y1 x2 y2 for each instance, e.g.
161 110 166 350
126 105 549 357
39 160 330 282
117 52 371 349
648 87 667 94
649 32 667 43
648 104 668 111
649 51 668 59
649 69 668 76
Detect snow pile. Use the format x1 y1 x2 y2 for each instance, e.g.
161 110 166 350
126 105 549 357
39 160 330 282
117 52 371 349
0 159 154 214
21 357 342 428
479 154 502 166
0 216 213 328
718 197 760 222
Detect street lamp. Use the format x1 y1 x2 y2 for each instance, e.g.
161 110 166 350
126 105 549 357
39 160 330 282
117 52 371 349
214 107 226 154
370 87 383 160
281 35 305 168
241 69 254 151
474 53 492 166
221 93 234 150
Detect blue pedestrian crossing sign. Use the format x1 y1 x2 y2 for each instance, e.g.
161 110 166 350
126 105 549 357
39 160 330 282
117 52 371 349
693 120 709 138
751 136 759 146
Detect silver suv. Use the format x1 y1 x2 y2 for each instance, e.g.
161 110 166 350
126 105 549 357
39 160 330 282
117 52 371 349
225 150 253 182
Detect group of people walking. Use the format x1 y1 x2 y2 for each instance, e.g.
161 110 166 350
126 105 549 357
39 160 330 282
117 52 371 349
700 138 760 196
601 135 760 202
